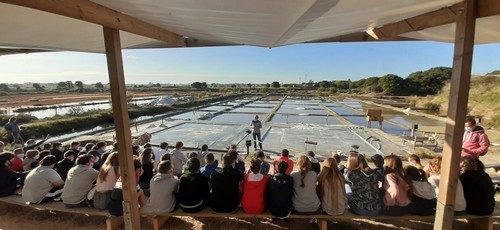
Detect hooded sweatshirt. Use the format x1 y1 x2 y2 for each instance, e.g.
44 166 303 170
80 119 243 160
62 165 99 205
383 173 410 207
142 173 178 214
462 125 490 157
408 180 437 216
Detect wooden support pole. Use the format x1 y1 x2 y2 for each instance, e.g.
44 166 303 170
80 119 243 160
318 219 328 230
103 27 141 230
151 216 170 230
434 0 477 229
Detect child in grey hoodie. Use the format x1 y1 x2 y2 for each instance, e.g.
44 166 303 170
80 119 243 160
142 161 179 213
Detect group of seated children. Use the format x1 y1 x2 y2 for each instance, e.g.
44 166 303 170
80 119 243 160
137 148 496 218
0 139 496 219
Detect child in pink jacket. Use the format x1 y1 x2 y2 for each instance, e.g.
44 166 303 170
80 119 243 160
383 155 411 216
461 117 490 157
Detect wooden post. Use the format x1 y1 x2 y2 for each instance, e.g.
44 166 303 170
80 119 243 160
434 0 476 229
103 27 141 230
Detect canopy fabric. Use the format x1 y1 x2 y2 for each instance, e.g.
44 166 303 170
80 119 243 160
0 0 498 53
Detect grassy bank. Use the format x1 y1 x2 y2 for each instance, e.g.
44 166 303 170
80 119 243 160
0 93 244 142
412 75 500 128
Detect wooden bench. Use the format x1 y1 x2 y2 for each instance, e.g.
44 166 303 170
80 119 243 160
1 195 497 230
0 195 109 217
110 207 499 230
402 134 438 151
485 163 500 173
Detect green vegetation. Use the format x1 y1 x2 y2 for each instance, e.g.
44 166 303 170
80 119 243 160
423 102 441 113
349 67 452 95
191 82 208 89
258 67 452 96
487 70 500 75
412 147 439 160
0 114 38 126
417 75 500 128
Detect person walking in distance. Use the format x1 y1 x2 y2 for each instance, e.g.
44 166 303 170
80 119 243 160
5 117 23 145
251 115 263 150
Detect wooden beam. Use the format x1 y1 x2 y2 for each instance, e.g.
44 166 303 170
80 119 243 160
311 0 499 43
376 0 499 38
0 0 185 47
434 0 477 229
309 31 417 43
0 48 52 56
103 27 141 230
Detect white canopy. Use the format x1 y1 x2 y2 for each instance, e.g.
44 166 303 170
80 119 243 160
0 0 499 54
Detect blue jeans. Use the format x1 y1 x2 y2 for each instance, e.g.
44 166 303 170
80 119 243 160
252 132 262 149
11 131 23 144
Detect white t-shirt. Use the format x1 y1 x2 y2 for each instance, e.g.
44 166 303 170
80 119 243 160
22 166 62 203
154 148 168 170
427 174 466 211
170 149 188 175
198 151 209 167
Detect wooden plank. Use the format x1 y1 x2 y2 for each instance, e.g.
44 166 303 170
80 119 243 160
309 31 417 43
151 216 170 230
145 207 500 220
106 216 124 230
467 217 494 230
434 0 477 230
318 219 328 230
0 0 185 47
103 27 141 230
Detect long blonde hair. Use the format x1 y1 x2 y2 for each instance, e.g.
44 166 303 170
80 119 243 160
317 157 346 213
297 155 311 187
428 156 442 175
99 152 120 181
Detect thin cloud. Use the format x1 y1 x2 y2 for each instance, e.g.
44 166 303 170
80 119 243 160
1 71 102 77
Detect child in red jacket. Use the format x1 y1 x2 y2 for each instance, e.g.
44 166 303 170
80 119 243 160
242 158 268 214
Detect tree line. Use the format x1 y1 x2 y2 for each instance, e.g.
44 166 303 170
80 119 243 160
0 66 457 96
274 67 453 96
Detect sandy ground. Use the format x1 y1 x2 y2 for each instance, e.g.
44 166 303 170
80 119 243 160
0 204 497 230
0 92 166 108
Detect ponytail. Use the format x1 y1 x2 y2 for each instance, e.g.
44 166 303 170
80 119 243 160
297 155 311 187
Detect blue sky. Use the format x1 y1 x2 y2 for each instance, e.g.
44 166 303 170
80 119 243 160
0 41 499 84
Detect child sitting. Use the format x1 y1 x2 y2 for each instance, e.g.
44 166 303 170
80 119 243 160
241 159 268 214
